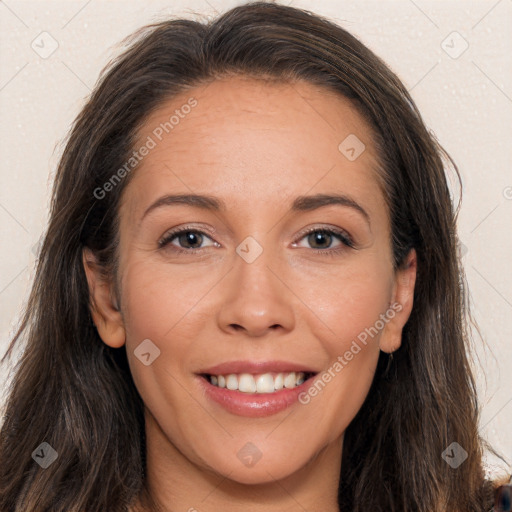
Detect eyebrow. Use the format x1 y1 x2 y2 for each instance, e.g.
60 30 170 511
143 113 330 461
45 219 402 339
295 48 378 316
141 193 370 225
291 193 370 225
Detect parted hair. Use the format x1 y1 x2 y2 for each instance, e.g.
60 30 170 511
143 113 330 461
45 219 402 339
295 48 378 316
0 2 507 511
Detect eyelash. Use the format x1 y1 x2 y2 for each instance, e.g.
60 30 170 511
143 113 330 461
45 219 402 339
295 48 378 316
157 225 355 257
295 226 355 256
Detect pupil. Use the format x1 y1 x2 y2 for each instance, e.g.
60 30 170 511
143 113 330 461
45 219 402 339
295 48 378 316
309 231 331 249
180 231 202 248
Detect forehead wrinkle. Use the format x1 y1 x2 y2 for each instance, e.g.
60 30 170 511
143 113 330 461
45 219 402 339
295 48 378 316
124 78 390 234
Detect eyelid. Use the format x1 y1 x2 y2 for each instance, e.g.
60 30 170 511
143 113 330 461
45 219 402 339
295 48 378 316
157 224 219 249
292 225 355 248
157 223 356 254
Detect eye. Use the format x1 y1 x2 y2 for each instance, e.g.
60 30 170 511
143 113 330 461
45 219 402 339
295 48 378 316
157 225 355 256
292 227 355 254
158 227 219 253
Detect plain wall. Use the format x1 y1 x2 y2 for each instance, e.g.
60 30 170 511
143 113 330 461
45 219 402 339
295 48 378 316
1 0 511 477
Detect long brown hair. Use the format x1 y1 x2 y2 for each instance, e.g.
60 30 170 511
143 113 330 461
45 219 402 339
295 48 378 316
0 2 507 511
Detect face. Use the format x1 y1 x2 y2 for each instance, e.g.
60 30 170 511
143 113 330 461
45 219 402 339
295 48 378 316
85 76 416 486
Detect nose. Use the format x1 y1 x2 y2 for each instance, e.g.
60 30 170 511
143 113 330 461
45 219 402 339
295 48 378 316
216 243 296 338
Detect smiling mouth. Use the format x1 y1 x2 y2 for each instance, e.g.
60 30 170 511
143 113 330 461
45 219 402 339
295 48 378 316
200 371 317 394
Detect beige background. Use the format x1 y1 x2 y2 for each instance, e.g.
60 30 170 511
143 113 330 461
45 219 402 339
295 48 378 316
1 0 511 477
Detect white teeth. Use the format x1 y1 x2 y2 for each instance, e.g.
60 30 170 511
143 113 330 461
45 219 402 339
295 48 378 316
208 371 307 393
226 374 238 390
238 373 256 393
274 373 284 390
284 372 296 389
256 374 275 393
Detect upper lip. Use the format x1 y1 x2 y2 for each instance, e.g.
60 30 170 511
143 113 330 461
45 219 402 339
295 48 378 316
198 360 319 375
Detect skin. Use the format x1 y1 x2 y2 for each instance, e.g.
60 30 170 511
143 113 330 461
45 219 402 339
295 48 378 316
84 76 417 512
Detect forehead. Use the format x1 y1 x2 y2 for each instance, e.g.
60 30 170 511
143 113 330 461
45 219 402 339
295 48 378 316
122 76 385 221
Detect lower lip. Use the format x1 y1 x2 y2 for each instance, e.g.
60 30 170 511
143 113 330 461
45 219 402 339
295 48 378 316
197 375 316 418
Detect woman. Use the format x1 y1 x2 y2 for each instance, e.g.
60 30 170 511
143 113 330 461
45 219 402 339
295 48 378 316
0 2 509 511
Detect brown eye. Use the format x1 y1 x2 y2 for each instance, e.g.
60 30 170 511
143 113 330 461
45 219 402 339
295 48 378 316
293 227 354 253
158 229 218 251
307 230 334 249
176 231 204 249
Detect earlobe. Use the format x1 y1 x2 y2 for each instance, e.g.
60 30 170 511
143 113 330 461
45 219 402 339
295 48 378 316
82 248 126 348
379 249 417 354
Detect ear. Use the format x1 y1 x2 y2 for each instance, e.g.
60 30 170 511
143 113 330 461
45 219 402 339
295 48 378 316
379 248 417 353
82 248 126 348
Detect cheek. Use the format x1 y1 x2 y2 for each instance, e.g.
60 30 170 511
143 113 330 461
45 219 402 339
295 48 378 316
119 257 227 411
120 257 219 342
292 257 392 427
304 346 380 446
297 270 390 439
119 261 203 432
296 255 394 351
